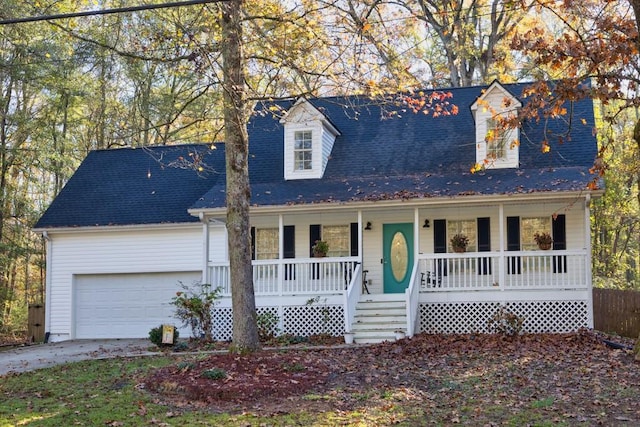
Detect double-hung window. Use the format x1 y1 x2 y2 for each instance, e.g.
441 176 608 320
255 228 279 260
294 130 313 170
520 217 551 251
322 225 350 257
447 220 477 253
485 118 508 160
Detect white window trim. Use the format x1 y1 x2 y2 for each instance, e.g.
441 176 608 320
293 130 313 171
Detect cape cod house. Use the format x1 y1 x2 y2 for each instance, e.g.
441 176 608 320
34 81 602 343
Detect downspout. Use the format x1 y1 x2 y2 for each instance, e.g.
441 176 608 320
42 231 52 343
585 194 594 328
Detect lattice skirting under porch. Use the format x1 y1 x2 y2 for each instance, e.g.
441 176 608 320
418 300 589 334
212 304 345 341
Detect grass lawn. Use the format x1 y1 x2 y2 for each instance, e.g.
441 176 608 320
1 332 638 426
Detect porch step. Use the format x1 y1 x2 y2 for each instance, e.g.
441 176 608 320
350 296 407 344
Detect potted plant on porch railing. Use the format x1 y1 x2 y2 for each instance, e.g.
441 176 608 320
450 233 469 253
534 231 553 250
312 240 329 257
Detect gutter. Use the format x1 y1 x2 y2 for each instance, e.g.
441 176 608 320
189 189 604 218
32 221 202 235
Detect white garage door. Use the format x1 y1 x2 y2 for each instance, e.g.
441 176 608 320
75 272 200 339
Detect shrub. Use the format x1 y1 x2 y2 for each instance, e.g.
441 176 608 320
172 282 221 342
173 341 189 352
176 361 195 371
487 306 524 336
148 325 179 347
256 311 280 342
202 368 227 380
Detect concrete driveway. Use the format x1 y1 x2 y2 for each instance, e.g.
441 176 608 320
0 339 156 376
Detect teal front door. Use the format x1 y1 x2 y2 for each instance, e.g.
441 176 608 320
383 223 414 293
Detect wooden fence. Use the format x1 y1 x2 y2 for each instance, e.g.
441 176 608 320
28 304 45 343
593 288 640 338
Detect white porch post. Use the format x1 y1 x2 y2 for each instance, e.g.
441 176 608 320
278 214 284 297
498 203 505 291
358 210 363 260
585 194 594 328
201 215 210 284
414 208 420 258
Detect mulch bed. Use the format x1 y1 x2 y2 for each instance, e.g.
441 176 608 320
144 330 639 416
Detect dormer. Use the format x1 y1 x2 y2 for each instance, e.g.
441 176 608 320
280 98 340 180
471 81 522 169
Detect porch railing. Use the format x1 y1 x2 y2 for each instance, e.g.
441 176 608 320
209 257 360 296
209 250 588 296
405 261 420 337
344 263 363 333
417 250 588 291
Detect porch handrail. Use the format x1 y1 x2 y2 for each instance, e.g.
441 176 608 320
405 260 420 338
343 263 362 333
209 257 360 295
416 249 588 291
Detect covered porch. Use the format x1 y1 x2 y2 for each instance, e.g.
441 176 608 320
202 195 594 342
208 249 591 341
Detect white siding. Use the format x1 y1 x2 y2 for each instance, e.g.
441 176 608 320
208 223 227 262
321 128 335 174
47 225 203 341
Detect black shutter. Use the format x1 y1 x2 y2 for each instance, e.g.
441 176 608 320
433 219 447 277
310 224 321 279
552 214 567 273
350 223 358 256
251 226 256 260
477 217 491 275
506 216 521 274
434 219 447 253
284 225 295 280
309 224 321 257
283 226 295 258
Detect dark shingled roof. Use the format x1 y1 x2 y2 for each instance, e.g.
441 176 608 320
193 82 598 209
36 82 598 229
35 144 224 228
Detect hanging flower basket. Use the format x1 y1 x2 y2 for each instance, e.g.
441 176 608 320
312 240 329 257
450 233 469 253
534 232 553 250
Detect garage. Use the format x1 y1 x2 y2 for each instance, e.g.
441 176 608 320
74 272 201 339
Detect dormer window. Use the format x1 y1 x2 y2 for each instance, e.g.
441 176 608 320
471 81 522 169
294 130 313 170
281 98 341 180
485 118 508 160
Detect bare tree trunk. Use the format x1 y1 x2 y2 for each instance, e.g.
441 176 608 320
220 0 260 353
